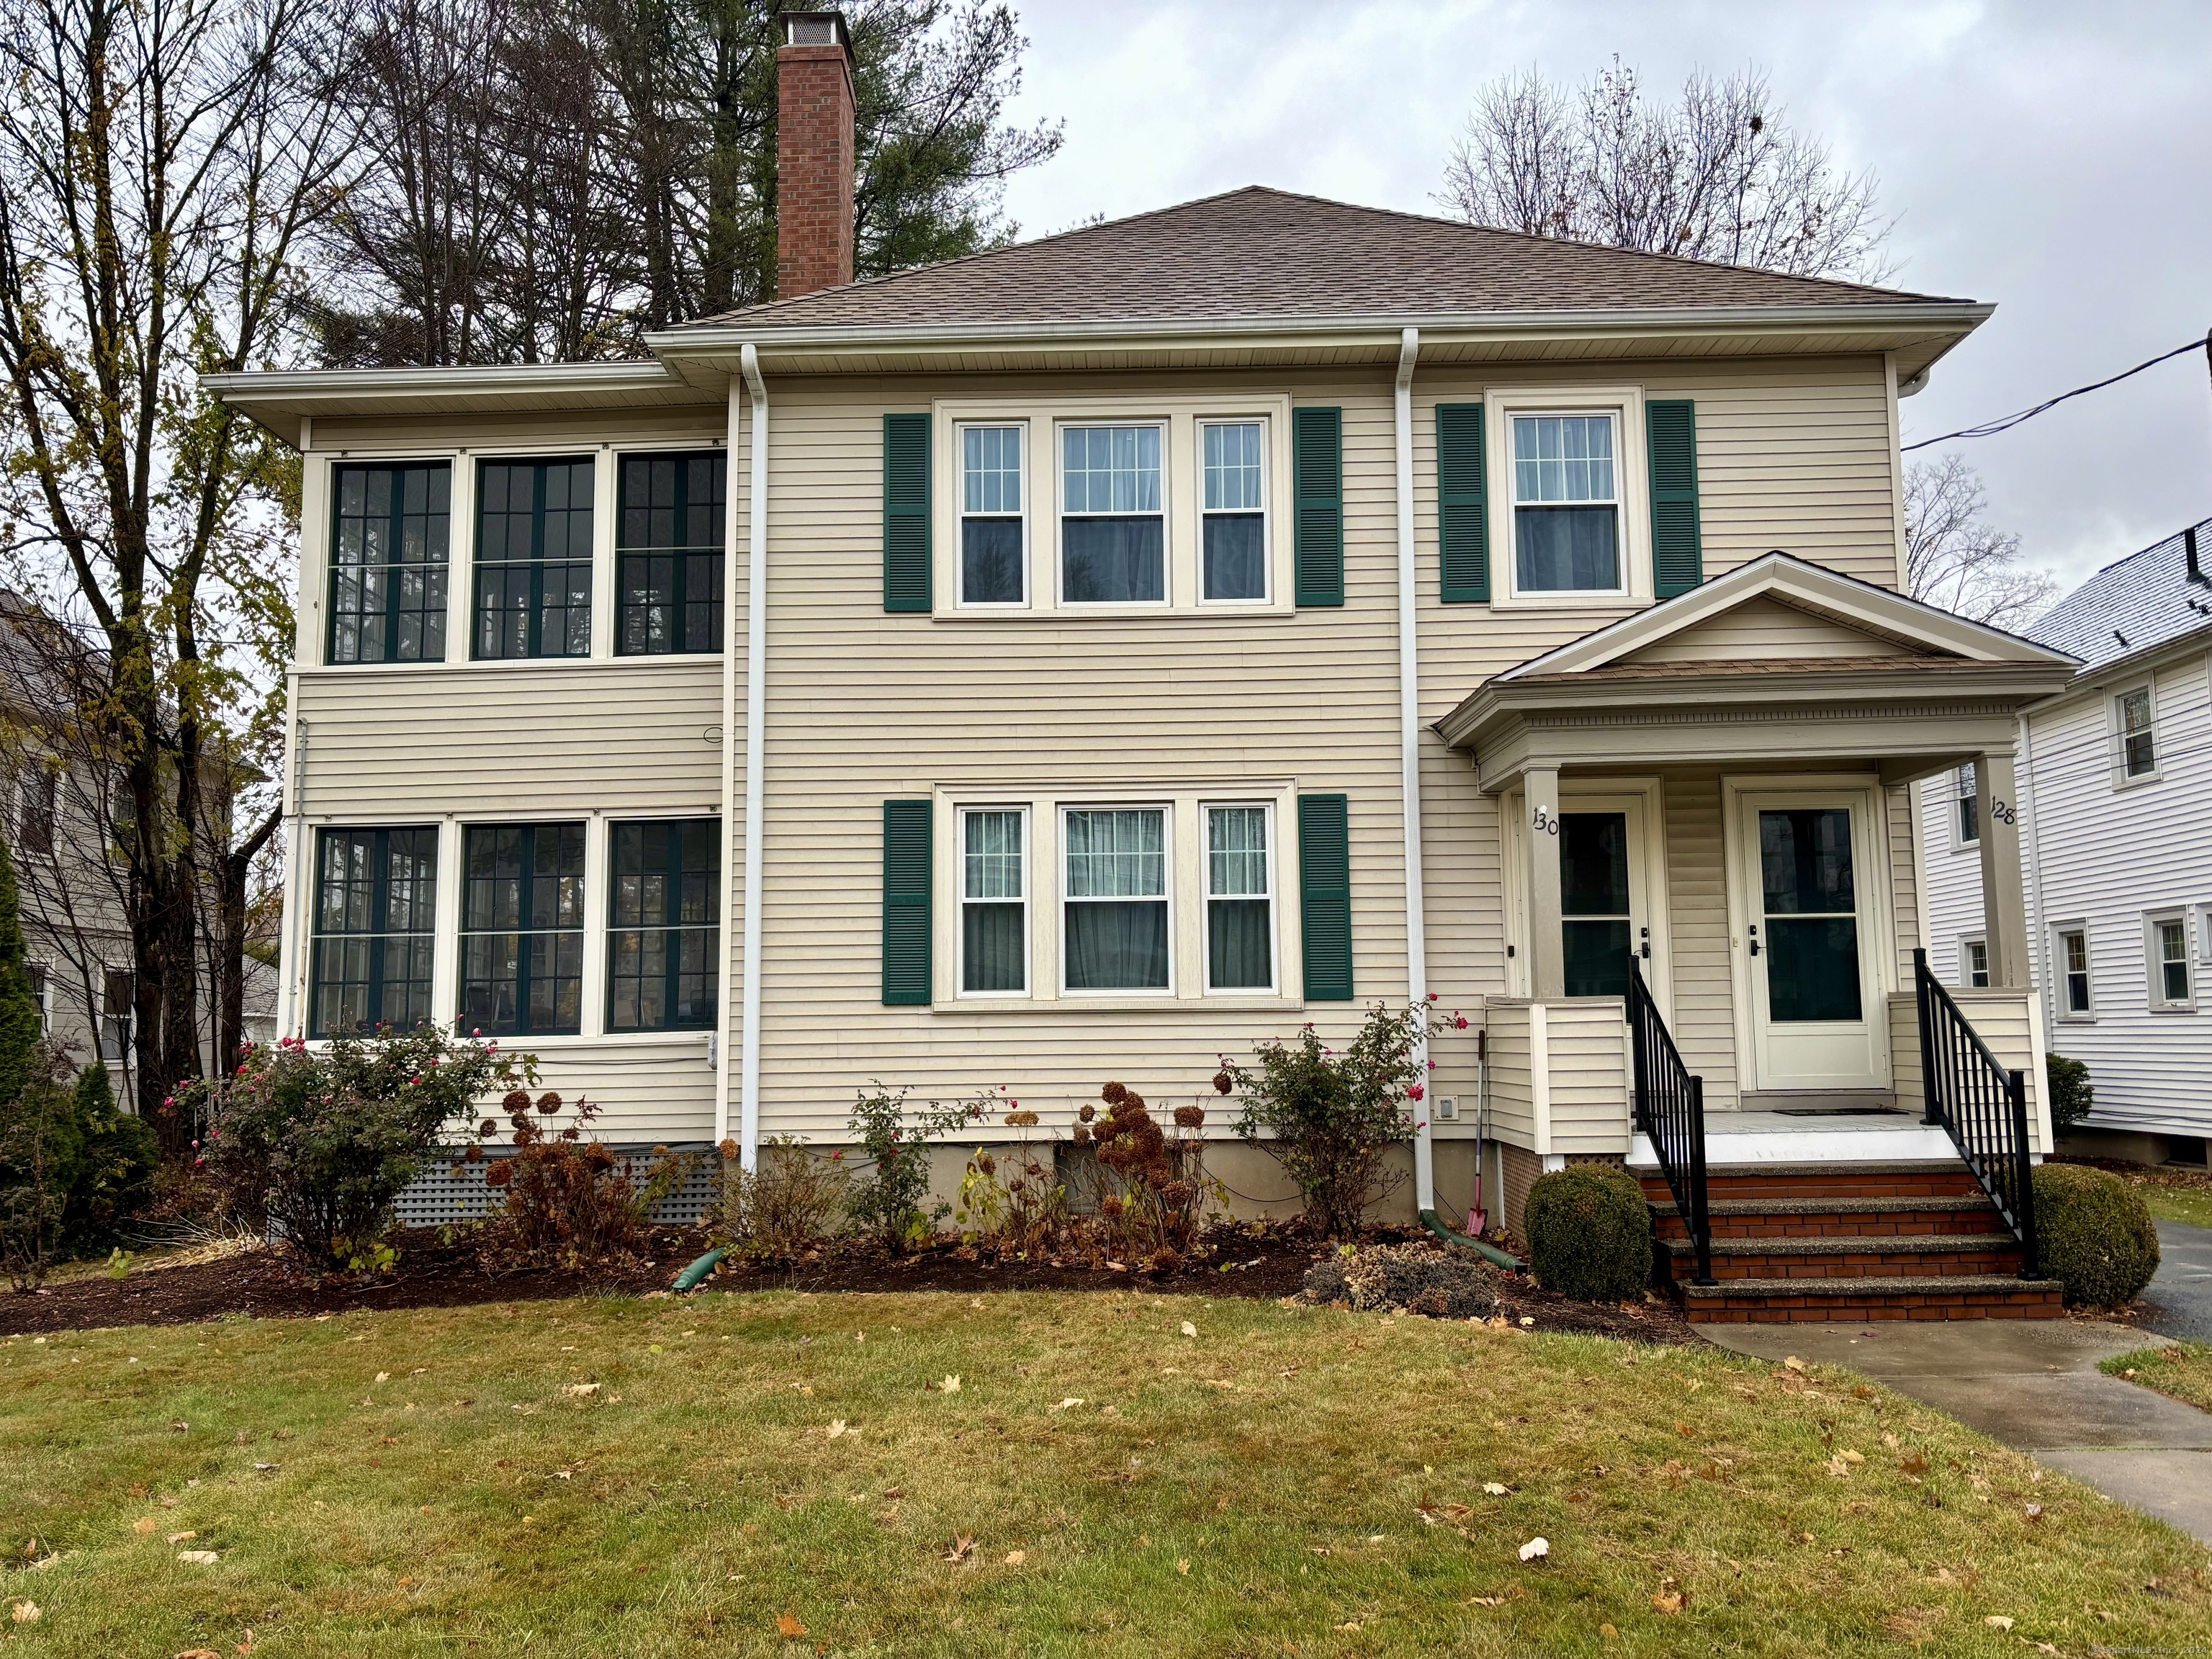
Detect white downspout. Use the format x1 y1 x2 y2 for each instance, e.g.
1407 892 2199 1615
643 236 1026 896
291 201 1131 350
1393 327 1435 1216
731 344 770 1172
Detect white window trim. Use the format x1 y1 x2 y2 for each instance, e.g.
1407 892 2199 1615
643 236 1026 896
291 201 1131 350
1948 763 1979 852
955 804 1031 999
929 395 1294 619
1056 419 1172 612
928 781 1303 1010
1197 418 1273 607
2198 902 2212 966
2111 682 2160 786
1202 799 1279 996
953 421 1030 611
2051 922 2095 1022
1484 385 1652 611
1959 932 1989 989
2144 908 2195 1012
299 438 729 676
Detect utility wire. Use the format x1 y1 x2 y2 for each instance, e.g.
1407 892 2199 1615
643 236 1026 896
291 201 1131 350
1902 331 2211 451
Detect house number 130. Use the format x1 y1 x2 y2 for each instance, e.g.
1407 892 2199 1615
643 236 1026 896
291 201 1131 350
1531 806 1561 836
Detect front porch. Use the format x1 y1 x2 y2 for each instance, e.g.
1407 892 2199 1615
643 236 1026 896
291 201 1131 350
1433 556 2077 1318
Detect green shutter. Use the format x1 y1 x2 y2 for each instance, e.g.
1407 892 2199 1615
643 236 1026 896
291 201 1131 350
881 799 932 1004
1646 399 1703 599
883 413 931 613
1292 406 1344 607
1437 403 1488 602
1297 793 1353 1002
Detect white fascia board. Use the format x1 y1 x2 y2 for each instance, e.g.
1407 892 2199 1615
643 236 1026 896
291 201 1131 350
647 300 1993 362
201 361 717 446
1494 552 2080 680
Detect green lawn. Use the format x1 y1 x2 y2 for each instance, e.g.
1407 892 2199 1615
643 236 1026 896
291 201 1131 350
2141 1183 2212 1231
2 1290 2206 1657
2103 1340 2212 1416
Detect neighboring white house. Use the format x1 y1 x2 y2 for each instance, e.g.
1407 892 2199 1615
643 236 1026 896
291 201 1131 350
1920 517 2212 1169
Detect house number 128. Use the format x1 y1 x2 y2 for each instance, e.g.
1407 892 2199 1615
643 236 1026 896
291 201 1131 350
1989 799 2016 826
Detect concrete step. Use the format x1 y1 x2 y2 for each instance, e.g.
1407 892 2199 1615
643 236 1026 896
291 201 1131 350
1640 1161 1985 1203
1660 1233 2024 1282
1650 1193 2005 1241
1678 1274 2065 1324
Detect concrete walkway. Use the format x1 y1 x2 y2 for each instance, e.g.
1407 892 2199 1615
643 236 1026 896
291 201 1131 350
1707 1316 2212 1545
2141 1219 2212 1342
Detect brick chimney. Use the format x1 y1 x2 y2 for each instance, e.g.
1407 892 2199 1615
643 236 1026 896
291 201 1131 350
776 10 855 300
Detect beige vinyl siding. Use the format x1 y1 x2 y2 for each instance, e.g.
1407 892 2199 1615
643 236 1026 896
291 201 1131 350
1623 595 1907 663
1886 781 1924 985
523 1040 716 1141
747 369 1408 1139
1482 1001 1537 1149
1542 999 1631 1154
1658 769 1741 1110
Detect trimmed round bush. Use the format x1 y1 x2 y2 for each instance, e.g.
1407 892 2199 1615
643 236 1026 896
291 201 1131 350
2033 1162 2159 1308
1525 1165 1651 1302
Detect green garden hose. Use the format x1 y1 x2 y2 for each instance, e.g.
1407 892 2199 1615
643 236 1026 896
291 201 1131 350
1420 1209 1522 1270
673 1246 728 1292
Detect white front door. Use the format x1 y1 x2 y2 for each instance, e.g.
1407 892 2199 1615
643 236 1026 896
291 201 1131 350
1731 786 1889 1092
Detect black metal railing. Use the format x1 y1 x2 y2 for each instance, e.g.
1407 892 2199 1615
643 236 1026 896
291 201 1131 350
1913 948 2039 1273
1627 958 1712 1285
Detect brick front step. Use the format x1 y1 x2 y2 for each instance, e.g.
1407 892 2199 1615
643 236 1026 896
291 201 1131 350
1640 1161 1983 1203
1650 1195 2006 1241
1661 1233 2023 1281
1678 1274 2065 1323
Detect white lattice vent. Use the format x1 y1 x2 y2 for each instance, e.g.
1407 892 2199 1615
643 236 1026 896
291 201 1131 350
394 1143 719 1228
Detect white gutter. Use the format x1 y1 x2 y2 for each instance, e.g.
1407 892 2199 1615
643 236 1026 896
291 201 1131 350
728 344 770 1172
1393 327 1435 1217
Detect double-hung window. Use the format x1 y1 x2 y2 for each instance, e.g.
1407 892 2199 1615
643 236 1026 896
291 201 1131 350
1511 414 1620 593
617 452 725 654
475 458 594 660
459 824 585 1035
608 819 720 1030
1962 937 1990 989
960 426 1025 606
308 827 439 1037
1954 764 1979 847
1201 421 1265 601
2149 912 2194 1010
2057 927 2092 1017
1205 805 1274 991
14 766 54 858
1061 426 1164 603
328 462 450 663
2118 687 2157 779
1063 807 1169 990
960 809 1027 993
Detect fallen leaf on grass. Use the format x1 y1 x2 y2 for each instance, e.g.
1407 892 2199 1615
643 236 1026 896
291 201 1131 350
1177 1559 1190 1575
564 1383 600 1397
174 1650 222 1659
1334 1622 1360 1632
132 1518 156 1537
1518 1537 1549 1563
1652 1577 1687 1614
1003 1551 1025 1567
1181 1321 1197 1338
2024 1503 2044 1523
1900 1451 1929 1477
945 1533 975 1563
168 1531 197 1544
1482 1483 1509 1496
774 1613 806 1637
10 1602 38 1625
1051 1398 1086 1411
937 1375 961 1393
825 1420 848 1439
1984 1615 2015 1631
1468 1596 1507 1607
177 1550 220 1565
1783 1356 1807 1372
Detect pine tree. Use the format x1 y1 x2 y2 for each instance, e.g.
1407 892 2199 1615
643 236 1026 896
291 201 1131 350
0 832 42 1112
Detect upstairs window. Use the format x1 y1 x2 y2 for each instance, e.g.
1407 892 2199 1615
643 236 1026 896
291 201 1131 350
14 766 55 858
608 819 719 1030
1063 807 1169 990
309 827 438 1037
475 458 593 660
618 452 725 655
1201 421 1266 601
959 426 1025 606
1061 426 1164 604
459 823 585 1036
1511 414 1620 594
328 462 450 664
2118 687 2157 779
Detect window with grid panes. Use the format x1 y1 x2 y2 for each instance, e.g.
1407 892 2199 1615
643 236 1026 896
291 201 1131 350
309 827 439 1036
1061 426 1165 603
328 463 450 663
1201 422 1265 600
960 809 1026 991
475 459 594 660
459 824 585 1035
608 820 720 1029
618 453 725 653
1511 414 1620 593
1205 805 1273 989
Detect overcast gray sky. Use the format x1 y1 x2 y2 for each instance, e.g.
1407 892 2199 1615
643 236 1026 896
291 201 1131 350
995 0 2212 594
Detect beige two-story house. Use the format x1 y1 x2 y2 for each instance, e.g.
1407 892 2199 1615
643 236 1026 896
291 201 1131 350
212 13 2082 1319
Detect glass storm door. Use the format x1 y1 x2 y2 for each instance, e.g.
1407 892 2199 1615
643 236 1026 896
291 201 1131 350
1560 811 1636 997
1737 791 1887 1091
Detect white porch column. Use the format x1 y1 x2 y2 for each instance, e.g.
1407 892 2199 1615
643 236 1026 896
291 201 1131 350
1976 749 2031 989
1524 765 1565 1001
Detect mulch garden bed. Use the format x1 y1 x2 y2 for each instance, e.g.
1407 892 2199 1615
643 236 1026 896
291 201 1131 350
1 1223 1699 1346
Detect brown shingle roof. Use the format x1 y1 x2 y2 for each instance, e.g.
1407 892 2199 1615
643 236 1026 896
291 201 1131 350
678 187 1966 334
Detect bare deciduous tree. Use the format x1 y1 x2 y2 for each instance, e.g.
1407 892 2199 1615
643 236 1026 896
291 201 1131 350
1904 454 2059 631
0 0 355 1144
1440 61 1896 284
